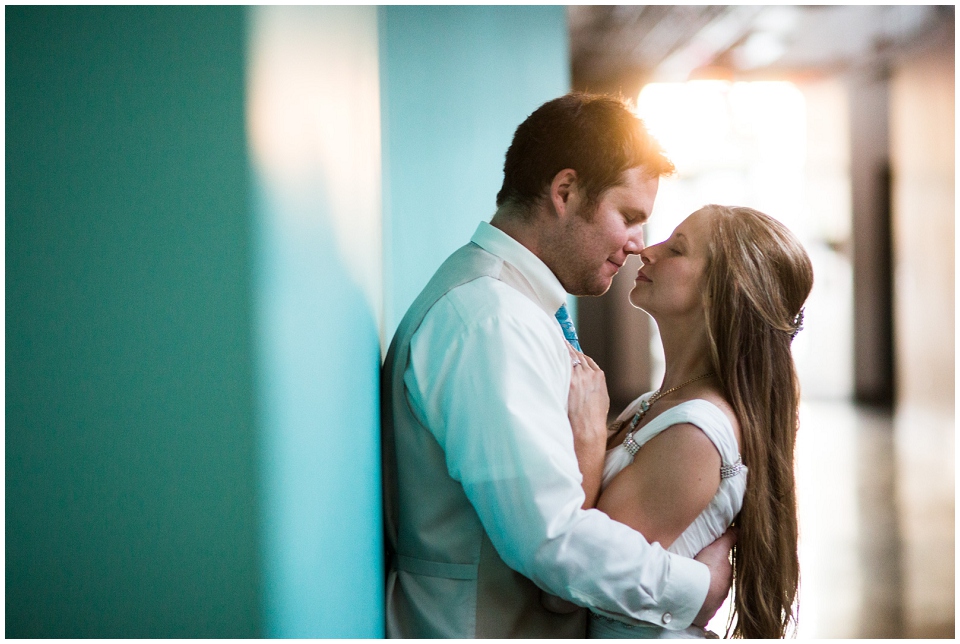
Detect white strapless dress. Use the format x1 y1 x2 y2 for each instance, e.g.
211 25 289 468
589 394 747 639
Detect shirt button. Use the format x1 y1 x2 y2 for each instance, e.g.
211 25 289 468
662 612 673 625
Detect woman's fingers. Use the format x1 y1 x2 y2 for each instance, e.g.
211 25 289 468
566 342 583 368
566 342 604 376
582 353 600 371
567 342 604 377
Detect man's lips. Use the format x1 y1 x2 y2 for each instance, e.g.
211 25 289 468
607 259 623 271
635 269 652 283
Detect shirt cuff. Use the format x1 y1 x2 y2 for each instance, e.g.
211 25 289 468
656 555 710 630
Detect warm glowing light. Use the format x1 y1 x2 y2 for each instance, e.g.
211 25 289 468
635 80 807 237
247 6 383 328
638 80 805 177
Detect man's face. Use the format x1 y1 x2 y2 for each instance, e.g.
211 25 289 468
553 167 659 297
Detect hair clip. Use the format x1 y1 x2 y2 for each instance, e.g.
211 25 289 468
790 307 805 340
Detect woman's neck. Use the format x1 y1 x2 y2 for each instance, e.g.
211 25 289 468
656 318 714 391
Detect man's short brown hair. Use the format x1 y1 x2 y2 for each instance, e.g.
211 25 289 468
496 92 674 213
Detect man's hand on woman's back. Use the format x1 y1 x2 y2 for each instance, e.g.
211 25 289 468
692 528 737 627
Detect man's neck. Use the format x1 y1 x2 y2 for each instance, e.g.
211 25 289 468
490 207 544 259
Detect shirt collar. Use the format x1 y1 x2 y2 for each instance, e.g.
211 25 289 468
471 221 567 315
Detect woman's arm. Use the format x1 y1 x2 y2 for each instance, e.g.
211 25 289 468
565 344 608 509
598 423 721 549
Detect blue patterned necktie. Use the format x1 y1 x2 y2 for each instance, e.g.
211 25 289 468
555 303 582 352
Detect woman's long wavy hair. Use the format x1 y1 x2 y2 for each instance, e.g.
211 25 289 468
700 205 813 638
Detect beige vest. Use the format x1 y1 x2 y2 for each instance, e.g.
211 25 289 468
382 242 586 638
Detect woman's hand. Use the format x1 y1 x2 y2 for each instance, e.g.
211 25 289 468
566 343 609 509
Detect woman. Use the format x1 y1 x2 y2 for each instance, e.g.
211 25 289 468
568 205 813 638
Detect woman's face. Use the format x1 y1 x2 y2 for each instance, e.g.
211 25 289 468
629 208 713 320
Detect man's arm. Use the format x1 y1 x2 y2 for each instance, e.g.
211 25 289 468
409 286 711 629
566 357 736 628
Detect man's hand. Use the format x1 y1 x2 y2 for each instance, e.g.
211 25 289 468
692 528 737 627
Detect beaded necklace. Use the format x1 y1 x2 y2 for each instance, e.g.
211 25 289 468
621 373 714 456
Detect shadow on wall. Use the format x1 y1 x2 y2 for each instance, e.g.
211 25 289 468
250 174 384 636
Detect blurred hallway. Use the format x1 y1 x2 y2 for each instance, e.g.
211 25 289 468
573 6 955 639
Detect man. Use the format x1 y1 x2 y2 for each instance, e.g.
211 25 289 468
382 92 733 638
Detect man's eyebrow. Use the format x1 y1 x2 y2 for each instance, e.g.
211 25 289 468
675 232 688 244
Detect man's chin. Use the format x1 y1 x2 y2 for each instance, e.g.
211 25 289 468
593 283 614 297
568 278 613 298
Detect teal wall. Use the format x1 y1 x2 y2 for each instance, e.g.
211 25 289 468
6 7 261 637
6 5 569 637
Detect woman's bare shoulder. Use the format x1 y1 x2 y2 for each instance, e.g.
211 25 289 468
693 389 741 449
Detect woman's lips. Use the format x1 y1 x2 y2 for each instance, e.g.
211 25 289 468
635 269 652 283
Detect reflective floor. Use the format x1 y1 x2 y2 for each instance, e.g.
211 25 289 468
707 399 955 638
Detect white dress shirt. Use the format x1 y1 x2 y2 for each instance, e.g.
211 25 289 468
404 221 710 630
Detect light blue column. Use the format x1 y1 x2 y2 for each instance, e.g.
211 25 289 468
380 6 571 339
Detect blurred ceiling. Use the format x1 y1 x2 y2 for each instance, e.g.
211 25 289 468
569 5 954 95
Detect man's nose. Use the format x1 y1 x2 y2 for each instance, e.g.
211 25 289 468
624 227 645 254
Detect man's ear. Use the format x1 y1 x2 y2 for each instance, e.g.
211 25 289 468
549 168 579 219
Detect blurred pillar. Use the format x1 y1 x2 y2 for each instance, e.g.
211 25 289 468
847 69 895 406
889 24 955 414
889 21 955 638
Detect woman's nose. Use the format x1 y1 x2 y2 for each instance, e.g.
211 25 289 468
641 241 668 264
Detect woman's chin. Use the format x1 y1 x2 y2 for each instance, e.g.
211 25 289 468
628 289 649 310
628 299 654 318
